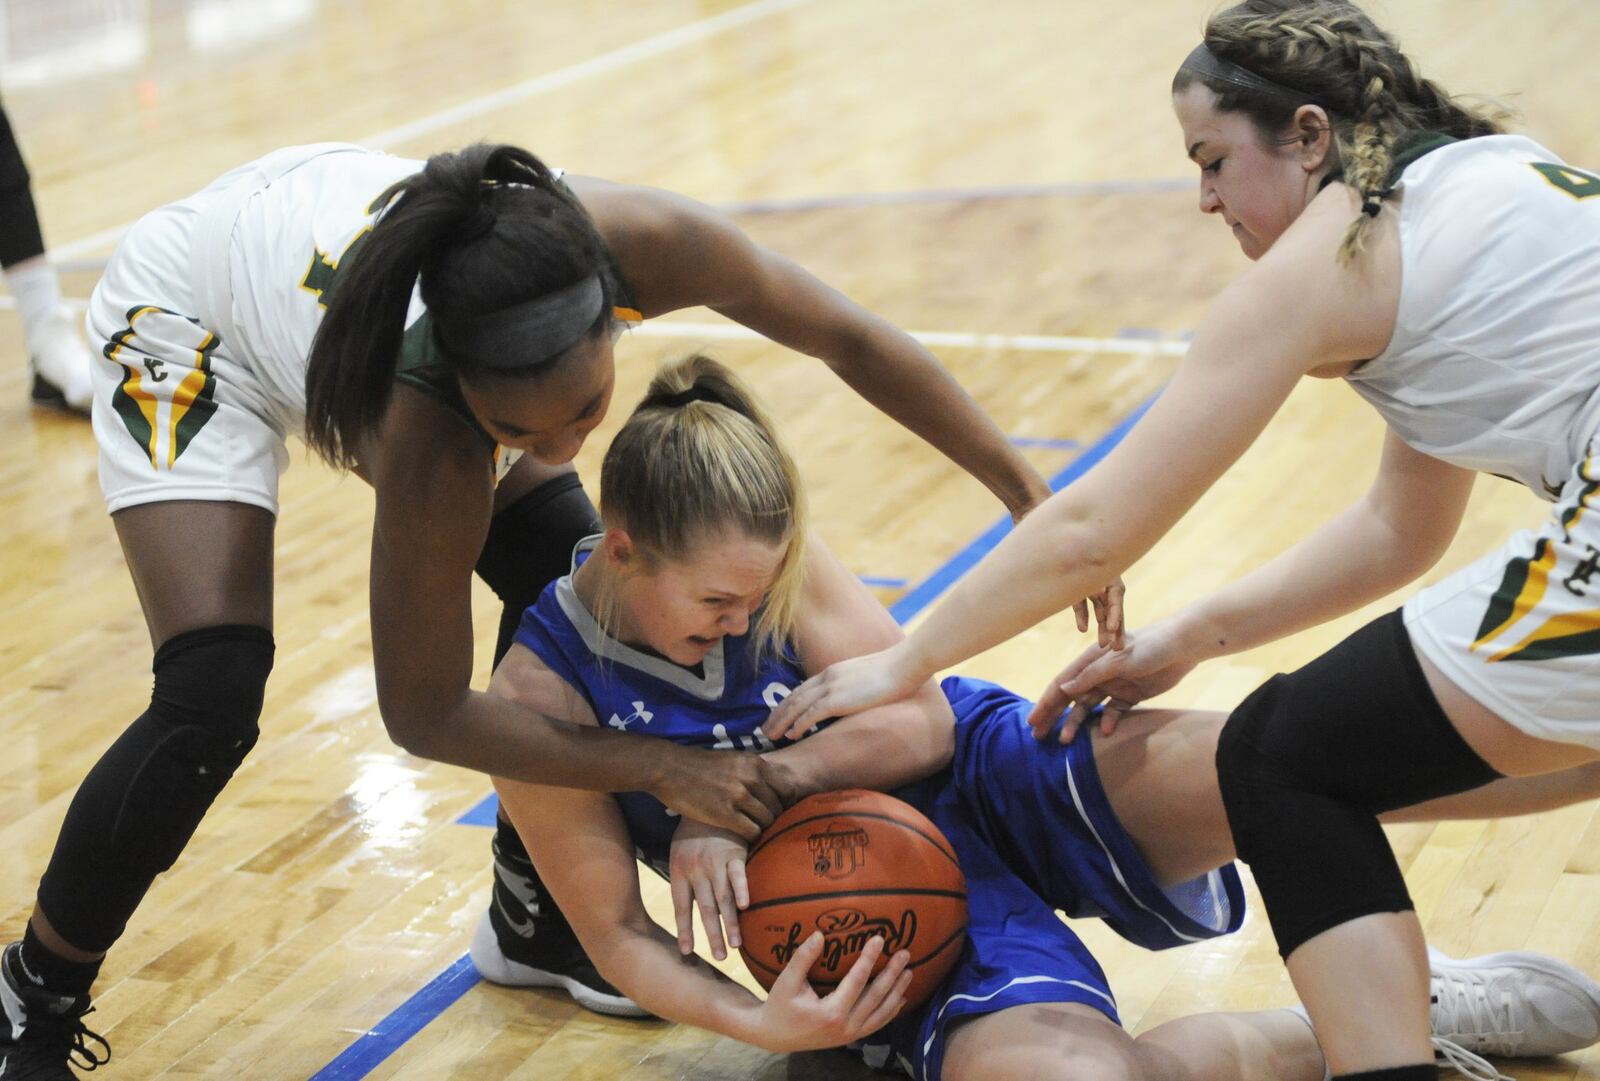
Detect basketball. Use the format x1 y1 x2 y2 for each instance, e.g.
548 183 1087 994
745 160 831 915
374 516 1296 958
737 789 966 1010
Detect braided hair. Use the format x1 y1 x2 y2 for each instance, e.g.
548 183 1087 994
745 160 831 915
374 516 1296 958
1173 0 1507 262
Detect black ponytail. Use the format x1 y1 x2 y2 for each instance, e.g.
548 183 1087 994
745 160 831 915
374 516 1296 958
304 143 616 469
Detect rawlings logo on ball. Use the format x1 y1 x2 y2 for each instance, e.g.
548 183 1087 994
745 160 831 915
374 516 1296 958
740 790 967 1010
806 824 869 878
767 908 918 974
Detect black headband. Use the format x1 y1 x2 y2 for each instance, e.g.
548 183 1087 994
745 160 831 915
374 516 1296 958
1179 42 1319 106
432 275 606 370
642 386 722 410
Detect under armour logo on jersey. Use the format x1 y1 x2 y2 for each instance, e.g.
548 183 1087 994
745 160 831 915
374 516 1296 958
608 701 654 731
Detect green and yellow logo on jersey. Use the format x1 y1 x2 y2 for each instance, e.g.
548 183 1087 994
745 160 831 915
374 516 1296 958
105 305 221 469
1472 462 1600 662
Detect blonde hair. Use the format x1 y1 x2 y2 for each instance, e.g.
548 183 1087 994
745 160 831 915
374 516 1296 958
1173 0 1509 263
594 354 806 660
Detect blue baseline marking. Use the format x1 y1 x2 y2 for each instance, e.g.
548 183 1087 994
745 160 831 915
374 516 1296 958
890 390 1159 625
308 956 482 1081
319 388 1161 1078
858 574 911 588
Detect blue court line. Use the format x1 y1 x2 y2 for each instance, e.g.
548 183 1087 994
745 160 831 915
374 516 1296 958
308 956 482 1081
890 390 1160 625
458 794 500 827
858 574 911 588
321 388 1162 1078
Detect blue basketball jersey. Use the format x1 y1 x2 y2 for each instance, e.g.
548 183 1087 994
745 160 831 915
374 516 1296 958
512 539 1246 1081
511 538 811 874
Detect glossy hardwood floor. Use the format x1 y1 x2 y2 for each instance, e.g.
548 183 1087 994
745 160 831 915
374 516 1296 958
3 0 1599 1077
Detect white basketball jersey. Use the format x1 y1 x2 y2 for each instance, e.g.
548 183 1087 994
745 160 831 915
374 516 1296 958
217 146 426 423
1346 135 1600 500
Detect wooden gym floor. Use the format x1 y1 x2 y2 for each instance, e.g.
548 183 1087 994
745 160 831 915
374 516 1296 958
3 0 1600 1076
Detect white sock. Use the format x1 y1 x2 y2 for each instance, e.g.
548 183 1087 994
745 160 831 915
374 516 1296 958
4 255 64 348
1283 1006 1332 1081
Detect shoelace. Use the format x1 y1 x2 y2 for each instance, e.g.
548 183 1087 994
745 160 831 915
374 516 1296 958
16 1004 112 1073
1433 968 1526 1057
1432 1035 1513 1081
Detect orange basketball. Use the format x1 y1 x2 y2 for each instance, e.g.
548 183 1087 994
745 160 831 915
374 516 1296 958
738 789 966 1011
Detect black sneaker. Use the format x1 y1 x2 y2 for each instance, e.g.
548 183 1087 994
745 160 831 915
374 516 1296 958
0 944 110 1079
468 837 650 1018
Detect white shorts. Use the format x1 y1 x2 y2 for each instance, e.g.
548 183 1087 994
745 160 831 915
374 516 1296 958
87 179 295 516
1405 430 1600 747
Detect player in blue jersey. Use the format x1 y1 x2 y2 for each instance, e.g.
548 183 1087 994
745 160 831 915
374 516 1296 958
483 352 1600 1080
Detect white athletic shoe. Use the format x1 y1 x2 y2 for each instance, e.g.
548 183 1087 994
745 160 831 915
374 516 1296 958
469 909 650 1019
28 305 95 415
1430 946 1600 1072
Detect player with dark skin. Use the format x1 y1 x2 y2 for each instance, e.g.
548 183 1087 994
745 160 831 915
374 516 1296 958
1 142 1082 1078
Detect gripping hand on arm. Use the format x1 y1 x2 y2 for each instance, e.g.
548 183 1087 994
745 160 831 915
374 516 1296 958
364 390 782 839
775 188 1406 738
494 771 911 1052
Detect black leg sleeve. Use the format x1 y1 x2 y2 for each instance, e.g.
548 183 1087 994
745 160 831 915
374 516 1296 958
474 472 600 667
36 626 275 954
472 473 599 906
0 99 45 268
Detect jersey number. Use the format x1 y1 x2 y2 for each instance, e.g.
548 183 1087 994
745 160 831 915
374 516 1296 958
1531 162 1600 200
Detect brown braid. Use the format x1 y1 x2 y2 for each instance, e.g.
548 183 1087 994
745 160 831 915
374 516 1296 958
1173 0 1508 263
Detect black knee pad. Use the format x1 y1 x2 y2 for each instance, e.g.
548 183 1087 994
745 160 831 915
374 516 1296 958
37 624 275 952
475 472 599 665
1215 611 1501 957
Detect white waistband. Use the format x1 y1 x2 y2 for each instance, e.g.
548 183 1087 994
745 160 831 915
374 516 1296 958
188 143 368 350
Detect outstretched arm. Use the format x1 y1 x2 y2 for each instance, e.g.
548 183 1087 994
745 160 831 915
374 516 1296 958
573 177 1051 521
764 184 1403 739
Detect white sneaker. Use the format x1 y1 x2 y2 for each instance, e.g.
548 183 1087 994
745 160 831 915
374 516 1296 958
1430 946 1600 1064
469 909 650 1019
28 305 95 414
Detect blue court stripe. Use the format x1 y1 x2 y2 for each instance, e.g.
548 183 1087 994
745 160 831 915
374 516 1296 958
458 794 500 827
321 389 1162 1076
889 390 1160 625
308 955 482 1081
858 574 911 588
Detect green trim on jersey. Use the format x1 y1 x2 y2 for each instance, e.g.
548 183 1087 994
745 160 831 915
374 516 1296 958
1495 625 1600 663
1385 132 1459 185
1317 131 1460 196
1473 537 1548 646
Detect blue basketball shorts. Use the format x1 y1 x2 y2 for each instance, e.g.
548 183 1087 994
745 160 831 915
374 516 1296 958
865 676 1246 1080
